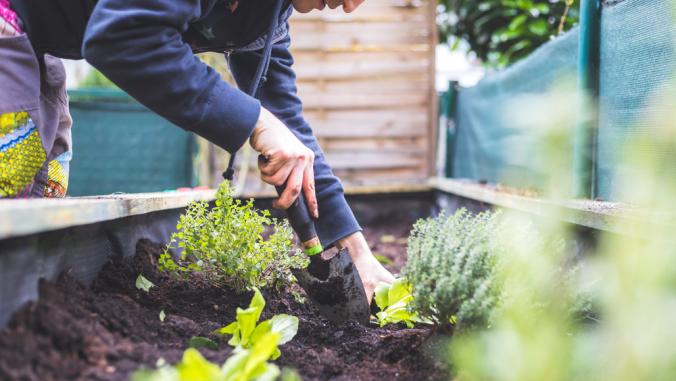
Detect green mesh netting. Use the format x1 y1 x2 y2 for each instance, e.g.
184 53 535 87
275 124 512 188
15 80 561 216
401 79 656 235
451 28 579 188
449 0 676 201
596 0 676 200
68 90 196 196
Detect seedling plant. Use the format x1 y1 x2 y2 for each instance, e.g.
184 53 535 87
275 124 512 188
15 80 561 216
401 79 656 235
132 289 299 381
159 181 308 291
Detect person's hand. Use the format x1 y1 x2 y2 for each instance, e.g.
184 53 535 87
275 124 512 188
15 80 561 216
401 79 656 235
249 107 318 218
338 232 396 304
326 0 364 13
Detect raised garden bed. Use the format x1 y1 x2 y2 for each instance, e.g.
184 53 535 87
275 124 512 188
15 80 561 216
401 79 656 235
0 209 448 381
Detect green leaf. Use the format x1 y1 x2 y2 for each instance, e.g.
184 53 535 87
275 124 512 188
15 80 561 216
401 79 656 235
527 19 549 36
135 274 155 292
221 332 281 381
159 310 166 322
176 349 224 381
234 307 260 348
188 336 219 350
374 283 390 311
217 288 298 358
269 314 299 345
131 367 179 381
374 279 430 328
388 278 413 306
249 288 265 322
508 14 528 31
281 368 303 381
250 320 274 349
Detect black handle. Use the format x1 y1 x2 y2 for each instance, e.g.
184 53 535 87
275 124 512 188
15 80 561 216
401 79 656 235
258 154 323 255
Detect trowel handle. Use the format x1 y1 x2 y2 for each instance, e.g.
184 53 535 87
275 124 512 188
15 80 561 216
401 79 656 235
258 154 323 256
274 186 323 256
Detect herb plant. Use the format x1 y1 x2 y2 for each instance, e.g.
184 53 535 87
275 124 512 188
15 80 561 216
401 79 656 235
373 279 429 328
403 209 503 331
159 181 308 291
217 288 298 360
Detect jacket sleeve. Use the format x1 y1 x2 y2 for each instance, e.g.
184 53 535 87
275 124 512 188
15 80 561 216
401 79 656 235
82 0 260 153
229 34 362 247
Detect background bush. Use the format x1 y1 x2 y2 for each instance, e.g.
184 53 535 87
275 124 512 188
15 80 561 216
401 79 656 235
403 209 503 331
438 0 579 67
160 182 308 291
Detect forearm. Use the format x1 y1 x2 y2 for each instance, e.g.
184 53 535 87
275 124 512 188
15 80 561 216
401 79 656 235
83 0 260 153
230 35 361 246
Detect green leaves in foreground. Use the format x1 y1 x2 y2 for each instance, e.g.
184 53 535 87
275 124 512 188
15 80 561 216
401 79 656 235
131 289 300 381
374 278 429 328
216 288 298 360
131 333 281 381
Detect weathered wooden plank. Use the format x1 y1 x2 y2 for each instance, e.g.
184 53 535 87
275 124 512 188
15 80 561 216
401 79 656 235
290 32 429 50
319 137 428 151
294 62 430 81
291 1 427 20
290 44 430 53
298 79 430 96
300 91 428 110
291 50 430 63
290 20 429 36
430 177 676 235
333 167 428 184
0 190 215 240
325 151 425 170
311 121 427 138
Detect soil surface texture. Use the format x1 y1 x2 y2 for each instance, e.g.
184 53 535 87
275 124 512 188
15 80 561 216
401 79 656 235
0 228 448 380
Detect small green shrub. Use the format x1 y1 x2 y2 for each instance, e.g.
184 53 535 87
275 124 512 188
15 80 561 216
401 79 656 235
160 182 308 291
403 209 503 331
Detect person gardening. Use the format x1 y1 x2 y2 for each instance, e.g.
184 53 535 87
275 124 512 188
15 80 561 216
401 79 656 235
0 0 394 301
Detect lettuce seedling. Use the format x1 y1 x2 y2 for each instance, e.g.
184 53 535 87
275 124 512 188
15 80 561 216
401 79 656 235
131 332 281 381
374 278 430 328
217 288 298 360
221 332 281 381
135 274 155 292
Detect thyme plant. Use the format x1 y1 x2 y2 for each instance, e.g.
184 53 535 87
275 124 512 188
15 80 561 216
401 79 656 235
160 182 308 291
403 209 503 331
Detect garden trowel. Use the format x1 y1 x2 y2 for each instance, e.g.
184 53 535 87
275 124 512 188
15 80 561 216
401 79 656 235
275 185 371 325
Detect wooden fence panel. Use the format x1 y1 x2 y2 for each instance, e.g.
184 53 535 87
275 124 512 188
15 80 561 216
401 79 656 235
237 0 436 195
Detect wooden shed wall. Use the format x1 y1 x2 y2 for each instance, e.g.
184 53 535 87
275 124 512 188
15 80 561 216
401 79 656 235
235 0 437 196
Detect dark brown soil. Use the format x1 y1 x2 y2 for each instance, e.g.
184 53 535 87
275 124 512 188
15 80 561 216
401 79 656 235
0 231 448 380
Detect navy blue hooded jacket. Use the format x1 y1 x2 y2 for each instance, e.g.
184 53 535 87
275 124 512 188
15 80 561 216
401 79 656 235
10 0 360 246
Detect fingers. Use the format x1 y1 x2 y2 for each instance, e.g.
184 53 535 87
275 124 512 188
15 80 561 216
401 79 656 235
259 154 291 184
302 163 318 218
273 161 304 210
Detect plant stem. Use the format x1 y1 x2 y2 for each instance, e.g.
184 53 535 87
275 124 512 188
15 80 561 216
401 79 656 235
558 0 575 35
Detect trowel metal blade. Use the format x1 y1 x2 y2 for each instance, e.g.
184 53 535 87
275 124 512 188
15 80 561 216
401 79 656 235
292 248 370 325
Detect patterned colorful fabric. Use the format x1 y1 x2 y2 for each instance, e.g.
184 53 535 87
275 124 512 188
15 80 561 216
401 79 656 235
0 112 46 197
0 0 21 37
44 152 70 197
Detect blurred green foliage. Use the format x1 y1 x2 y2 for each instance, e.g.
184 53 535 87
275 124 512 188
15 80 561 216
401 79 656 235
438 0 580 67
449 77 676 380
78 69 118 89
